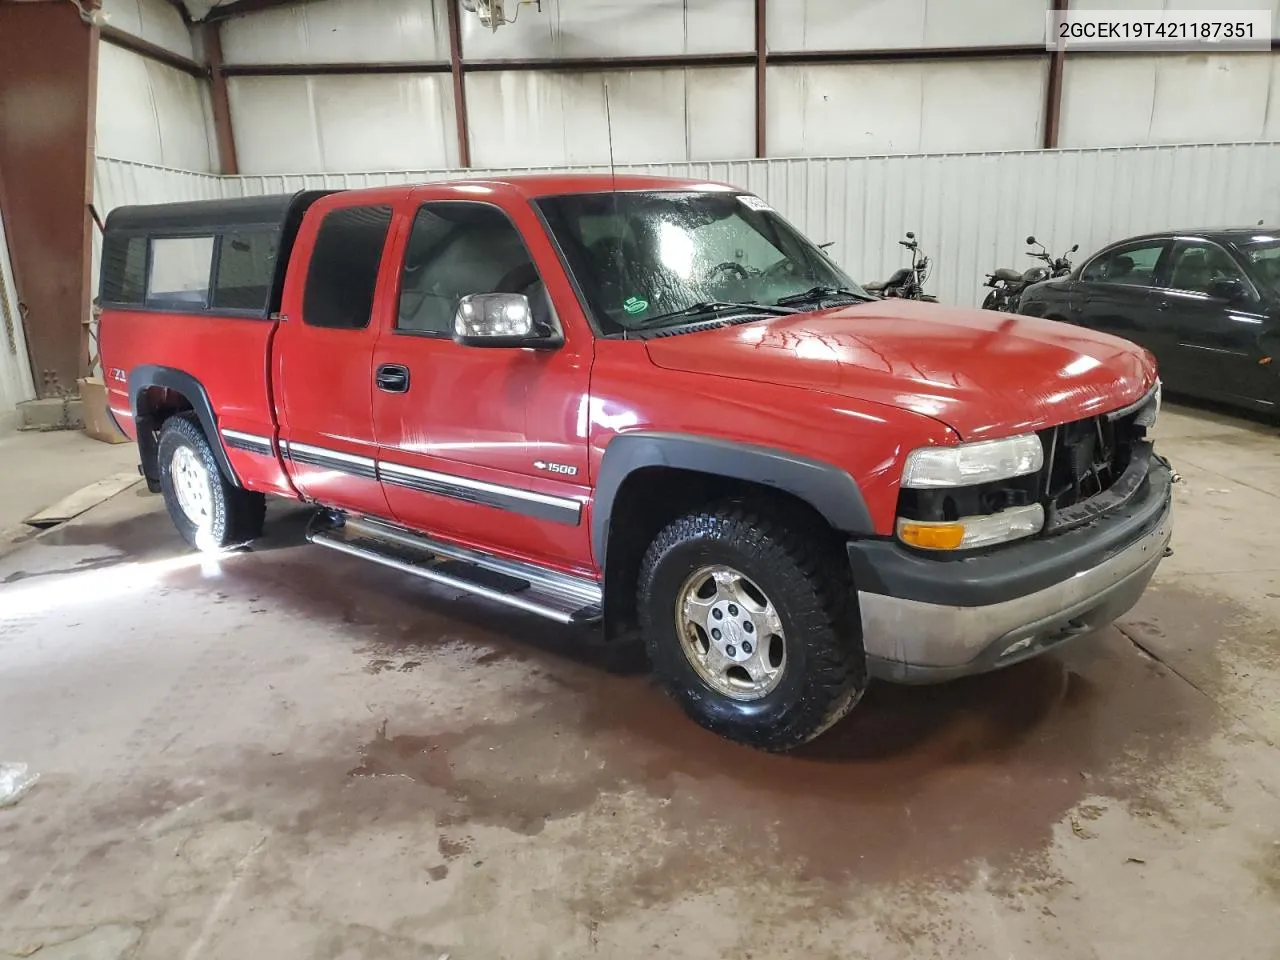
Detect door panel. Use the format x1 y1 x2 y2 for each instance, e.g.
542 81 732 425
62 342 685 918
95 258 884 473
371 195 594 574
1075 284 1156 345
273 192 405 516
1072 239 1170 361
1153 240 1272 404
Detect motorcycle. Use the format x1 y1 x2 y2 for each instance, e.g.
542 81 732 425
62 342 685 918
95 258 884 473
982 235 1078 313
865 232 938 302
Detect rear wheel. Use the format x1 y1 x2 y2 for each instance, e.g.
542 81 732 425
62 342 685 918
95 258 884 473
157 414 265 551
637 501 866 752
982 290 1003 311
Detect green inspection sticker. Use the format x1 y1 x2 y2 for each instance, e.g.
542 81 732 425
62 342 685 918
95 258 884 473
622 296 649 315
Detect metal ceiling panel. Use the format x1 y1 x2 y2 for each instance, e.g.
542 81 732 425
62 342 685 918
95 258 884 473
464 67 755 167
102 0 195 59
219 0 450 65
767 0 1051 52
1061 53 1280 148
227 74 459 172
96 43 217 172
768 60 1047 157
461 0 755 60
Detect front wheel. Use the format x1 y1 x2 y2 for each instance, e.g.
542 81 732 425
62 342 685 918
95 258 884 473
157 414 266 552
637 501 867 751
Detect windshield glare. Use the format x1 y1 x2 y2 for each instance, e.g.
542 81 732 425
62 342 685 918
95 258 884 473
536 191 865 334
1237 237 1280 293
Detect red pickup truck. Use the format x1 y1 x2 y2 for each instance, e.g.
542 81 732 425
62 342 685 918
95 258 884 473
98 175 1172 751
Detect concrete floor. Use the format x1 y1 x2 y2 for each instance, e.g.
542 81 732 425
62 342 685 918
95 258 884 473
1 404 1278 960
0 428 137 551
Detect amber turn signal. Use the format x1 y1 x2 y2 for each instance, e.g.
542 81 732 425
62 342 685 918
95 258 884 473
896 504 1045 551
897 522 966 550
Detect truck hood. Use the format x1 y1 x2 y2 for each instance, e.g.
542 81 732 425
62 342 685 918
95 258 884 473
643 299 1158 440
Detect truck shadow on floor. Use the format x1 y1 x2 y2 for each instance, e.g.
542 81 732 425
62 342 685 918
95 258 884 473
331 621 1213 889
20 500 1216 889
22 500 1215 793
3 502 321 584
199 508 1210 774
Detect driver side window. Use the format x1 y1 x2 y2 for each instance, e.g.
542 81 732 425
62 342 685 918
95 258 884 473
1164 241 1247 296
1082 242 1165 287
397 202 545 336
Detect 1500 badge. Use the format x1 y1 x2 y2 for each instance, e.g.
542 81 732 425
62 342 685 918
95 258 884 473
534 460 578 476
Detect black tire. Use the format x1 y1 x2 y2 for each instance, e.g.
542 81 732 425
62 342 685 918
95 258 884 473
981 290 1002 311
637 501 867 752
156 413 265 551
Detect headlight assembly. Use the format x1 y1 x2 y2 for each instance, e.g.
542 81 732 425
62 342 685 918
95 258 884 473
901 434 1044 489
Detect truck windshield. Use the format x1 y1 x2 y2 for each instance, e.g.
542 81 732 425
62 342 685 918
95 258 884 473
536 191 868 335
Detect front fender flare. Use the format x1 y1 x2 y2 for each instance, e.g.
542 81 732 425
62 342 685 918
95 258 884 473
592 431 875 561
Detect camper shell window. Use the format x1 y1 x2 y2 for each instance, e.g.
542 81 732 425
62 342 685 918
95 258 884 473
98 191 329 318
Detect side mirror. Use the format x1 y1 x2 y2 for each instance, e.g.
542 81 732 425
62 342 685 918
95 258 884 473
452 293 558 348
905 231 915 240
1070 243 1079 252
1026 235 1037 245
1208 276 1247 302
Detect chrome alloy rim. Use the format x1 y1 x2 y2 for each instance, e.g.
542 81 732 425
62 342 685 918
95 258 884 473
674 565 787 701
170 446 212 528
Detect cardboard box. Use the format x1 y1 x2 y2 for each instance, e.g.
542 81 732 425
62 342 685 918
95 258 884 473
77 376 129 444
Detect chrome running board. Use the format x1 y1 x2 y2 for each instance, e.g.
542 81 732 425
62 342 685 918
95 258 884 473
307 513 603 625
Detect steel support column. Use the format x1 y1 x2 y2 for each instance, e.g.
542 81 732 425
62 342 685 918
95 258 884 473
0 0 100 396
445 0 472 169
1044 0 1070 148
204 23 240 174
755 0 767 158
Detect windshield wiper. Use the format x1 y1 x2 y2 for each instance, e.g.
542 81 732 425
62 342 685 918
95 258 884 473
775 285 875 307
632 300 796 329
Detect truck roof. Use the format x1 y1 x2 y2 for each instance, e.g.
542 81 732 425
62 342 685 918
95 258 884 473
437 173 737 197
102 174 735 235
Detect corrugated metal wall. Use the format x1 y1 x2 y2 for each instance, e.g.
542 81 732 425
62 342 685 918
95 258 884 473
95 0 218 172
93 141 1280 307
208 0 1280 173
96 42 219 172
0 203 36 423
1061 51 1280 147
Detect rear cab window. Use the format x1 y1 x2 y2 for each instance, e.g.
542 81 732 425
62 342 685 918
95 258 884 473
302 205 394 330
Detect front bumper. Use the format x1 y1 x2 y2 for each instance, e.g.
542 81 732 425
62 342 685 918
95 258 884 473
849 455 1173 683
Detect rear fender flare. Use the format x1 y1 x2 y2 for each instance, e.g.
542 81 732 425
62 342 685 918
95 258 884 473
128 364 241 487
592 431 875 562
